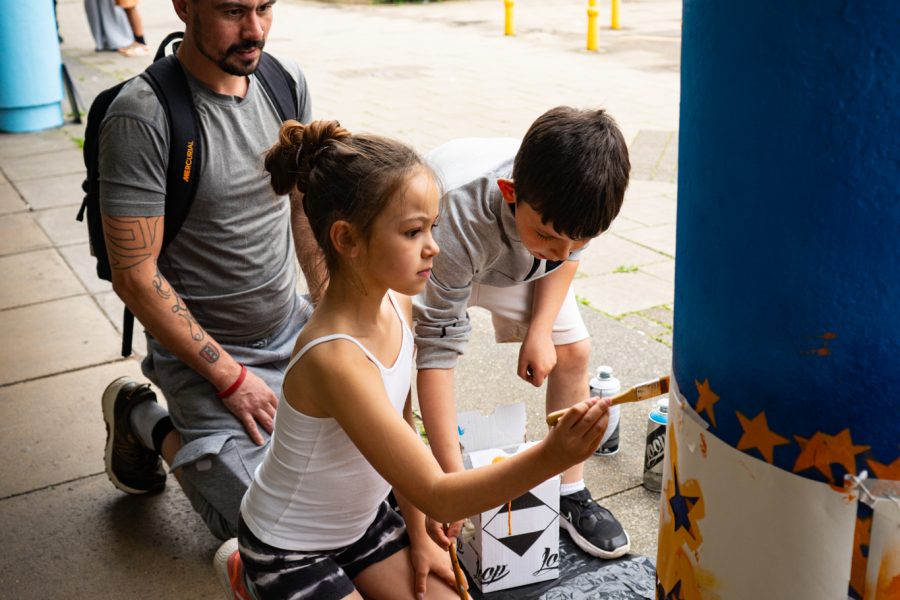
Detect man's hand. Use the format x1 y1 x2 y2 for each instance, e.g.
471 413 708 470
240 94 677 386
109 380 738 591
221 370 278 445
517 330 557 387
409 533 459 599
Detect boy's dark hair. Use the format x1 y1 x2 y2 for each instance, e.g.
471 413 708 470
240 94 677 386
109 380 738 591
265 119 431 274
513 106 630 240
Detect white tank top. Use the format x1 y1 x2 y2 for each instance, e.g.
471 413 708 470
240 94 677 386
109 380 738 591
240 293 413 550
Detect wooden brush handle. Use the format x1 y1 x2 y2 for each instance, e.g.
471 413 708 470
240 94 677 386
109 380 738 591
449 543 469 600
546 375 669 427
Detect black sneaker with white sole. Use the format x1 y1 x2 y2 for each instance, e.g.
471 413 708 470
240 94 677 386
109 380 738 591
559 489 630 559
102 376 167 494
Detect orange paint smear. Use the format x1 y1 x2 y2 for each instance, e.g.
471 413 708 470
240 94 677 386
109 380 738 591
876 574 900 599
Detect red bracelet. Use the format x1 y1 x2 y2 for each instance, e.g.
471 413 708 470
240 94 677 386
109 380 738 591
217 364 247 399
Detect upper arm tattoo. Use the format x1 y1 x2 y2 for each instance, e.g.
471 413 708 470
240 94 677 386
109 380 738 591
103 216 161 270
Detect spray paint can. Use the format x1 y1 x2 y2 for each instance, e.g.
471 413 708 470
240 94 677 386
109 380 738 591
591 366 622 456
642 397 668 492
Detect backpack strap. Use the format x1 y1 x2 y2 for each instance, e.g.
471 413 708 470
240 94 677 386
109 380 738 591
255 52 298 122
141 54 202 250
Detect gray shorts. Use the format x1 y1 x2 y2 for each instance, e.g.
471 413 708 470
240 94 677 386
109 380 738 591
141 293 313 540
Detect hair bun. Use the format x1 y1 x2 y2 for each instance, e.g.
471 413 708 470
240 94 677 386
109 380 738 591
264 120 352 196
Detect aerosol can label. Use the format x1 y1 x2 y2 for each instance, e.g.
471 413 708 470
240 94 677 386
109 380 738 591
643 398 668 492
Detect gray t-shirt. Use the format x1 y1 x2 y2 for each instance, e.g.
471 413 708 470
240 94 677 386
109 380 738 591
99 57 311 343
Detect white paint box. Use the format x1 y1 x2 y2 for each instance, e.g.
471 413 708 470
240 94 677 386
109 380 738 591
455 403 560 593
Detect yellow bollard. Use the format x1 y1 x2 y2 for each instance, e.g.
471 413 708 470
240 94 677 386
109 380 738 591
611 0 621 30
504 0 515 36
586 0 599 51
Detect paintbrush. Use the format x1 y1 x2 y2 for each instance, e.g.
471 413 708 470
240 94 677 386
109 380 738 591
448 543 469 600
546 375 670 427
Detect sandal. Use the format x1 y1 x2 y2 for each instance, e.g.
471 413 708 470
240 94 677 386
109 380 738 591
117 42 149 58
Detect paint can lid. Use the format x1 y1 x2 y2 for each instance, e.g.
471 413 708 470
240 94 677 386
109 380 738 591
590 365 621 395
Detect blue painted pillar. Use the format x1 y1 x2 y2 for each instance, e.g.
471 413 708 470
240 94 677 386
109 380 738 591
0 0 64 132
665 0 899 597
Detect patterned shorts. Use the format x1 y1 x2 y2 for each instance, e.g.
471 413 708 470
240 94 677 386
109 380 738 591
238 501 410 599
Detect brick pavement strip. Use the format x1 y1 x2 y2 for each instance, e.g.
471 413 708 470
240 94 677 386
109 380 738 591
0 1 680 596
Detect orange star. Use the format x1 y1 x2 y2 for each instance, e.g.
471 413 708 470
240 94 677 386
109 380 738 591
694 379 720 428
793 429 870 484
736 410 790 464
866 456 900 480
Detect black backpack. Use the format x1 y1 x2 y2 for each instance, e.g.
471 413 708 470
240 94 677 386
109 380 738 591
78 32 299 357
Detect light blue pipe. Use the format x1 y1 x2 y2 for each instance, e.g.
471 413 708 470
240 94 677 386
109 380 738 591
0 0 64 132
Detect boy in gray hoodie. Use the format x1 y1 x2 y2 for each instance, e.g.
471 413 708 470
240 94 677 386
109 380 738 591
414 106 632 559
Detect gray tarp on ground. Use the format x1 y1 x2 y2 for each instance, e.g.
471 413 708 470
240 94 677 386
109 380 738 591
83 0 132 51
469 534 656 600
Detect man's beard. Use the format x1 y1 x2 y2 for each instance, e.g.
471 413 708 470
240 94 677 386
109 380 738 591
215 39 266 76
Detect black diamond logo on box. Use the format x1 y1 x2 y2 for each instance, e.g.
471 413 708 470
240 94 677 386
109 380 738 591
483 491 559 556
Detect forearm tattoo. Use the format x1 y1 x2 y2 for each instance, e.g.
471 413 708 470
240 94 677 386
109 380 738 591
200 343 220 363
104 216 160 270
143 247 221 364
152 267 171 300
171 294 204 342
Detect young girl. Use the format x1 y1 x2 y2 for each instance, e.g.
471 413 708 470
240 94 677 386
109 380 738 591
237 120 612 600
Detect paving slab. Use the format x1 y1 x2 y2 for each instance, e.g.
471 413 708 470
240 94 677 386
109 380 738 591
620 313 672 342
0 360 146 498
0 476 220 600
35 204 91 246
616 223 677 257
0 147 85 183
94 290 149 358
639 259 675 284
576 270 675 316
0 129 75 160
0 248 85 310
617 190 677 227
0 296 121 385
578 234 671 276
0 180 27 215
15 172 86 210
59 241 115 295
0 212 52 256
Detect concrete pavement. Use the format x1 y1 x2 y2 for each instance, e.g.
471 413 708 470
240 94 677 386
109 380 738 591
0 0 679 597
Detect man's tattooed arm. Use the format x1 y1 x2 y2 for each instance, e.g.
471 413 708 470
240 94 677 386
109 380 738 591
105 216 160 271
103 215 222 364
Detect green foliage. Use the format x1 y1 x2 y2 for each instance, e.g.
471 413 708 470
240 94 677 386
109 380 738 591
412 409 429 444
613 264 639 273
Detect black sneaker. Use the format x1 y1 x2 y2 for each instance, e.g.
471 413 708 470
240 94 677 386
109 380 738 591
559 489 630 559
593 421 620 456
102 377 167 494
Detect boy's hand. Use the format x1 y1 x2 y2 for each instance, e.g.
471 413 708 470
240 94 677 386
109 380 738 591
518 331 557 387
545 397 610 465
